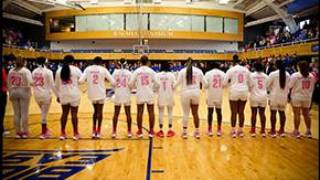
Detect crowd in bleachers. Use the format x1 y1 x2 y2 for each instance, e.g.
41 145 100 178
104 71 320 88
244 18 319 51
2 27 36 50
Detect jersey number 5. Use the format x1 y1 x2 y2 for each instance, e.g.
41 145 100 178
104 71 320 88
302 80 310 89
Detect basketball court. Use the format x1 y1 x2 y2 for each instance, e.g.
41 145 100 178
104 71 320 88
2 0 319 179
3 86 319 179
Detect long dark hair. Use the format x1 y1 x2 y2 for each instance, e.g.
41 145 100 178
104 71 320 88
298 60 309 78
254 61 264 73
93 56 102 65
14 56 25 71
36 57 46 67
161 61 170 72
186 57 193 85
61 55 74 81
119 58 126 68
276 59 286 89
232 54 240 65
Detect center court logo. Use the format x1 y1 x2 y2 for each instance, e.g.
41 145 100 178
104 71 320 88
2 148 123 179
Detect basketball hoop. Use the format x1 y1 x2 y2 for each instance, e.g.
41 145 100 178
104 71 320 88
133 44 149 55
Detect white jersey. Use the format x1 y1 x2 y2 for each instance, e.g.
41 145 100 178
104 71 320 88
224 64 250 97
32 66 55 102
175 66 207 93
157 72 176 107
266 70 290 103
80 65 114 101
205 69 225 102
249 72 268 102
129 66 159 104
112 68 132 105
55 65 82 104
8 67 32 98
288 72 316 101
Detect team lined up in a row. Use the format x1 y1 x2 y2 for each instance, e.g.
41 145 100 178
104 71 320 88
7 55 316 140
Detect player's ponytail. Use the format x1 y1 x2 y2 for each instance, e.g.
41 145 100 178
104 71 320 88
119 58 126 69
298 60 309 78
186 57 193 85
36 56 46 67
14 56 24 71
61 55 73 81
254 61 264 73
276 59 286 89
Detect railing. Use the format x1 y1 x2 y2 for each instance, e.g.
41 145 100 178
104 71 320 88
244 38 319 52
2 39 318 60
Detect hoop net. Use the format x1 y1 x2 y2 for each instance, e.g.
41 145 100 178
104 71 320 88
133 44 149 55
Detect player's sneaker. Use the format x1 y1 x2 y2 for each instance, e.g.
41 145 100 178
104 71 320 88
149 130 154 138
207 129 213 137
156 130 164 138
21 132 28 139
127 131 132 138
237 129 244 138
92 131 96 139
260 129 266 137
277 129 286 137
73 133 80 141
111 132 117 139
269 130 277 138
291 130 301 138
3 129 10 136
250 128 256 137
305 131 312 138
231 129 237 138
15 132 22 139
182 131 188 139
167 130 175 137
59 133 67 140
136 130 143 138
194 131 200 139
217 129 222 137
96 132 101 139
40 133 46 139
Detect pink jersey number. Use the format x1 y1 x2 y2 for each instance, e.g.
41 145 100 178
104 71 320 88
212 76 221 88
257 78 264 89
238 73 244 83
11 75 22 86
141 74 150 86
302 80 310 89
33 75 44 87
92 74 99 85
116 76 127 88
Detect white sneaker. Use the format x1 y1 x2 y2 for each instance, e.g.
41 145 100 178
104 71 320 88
182 132 188 139
15 133 21 139
92 131 96 139
111 132 117 139
73 134 80 141
59 134 67 140
305 131 312 138
3 130 10 135
194 131 200 139
96 132 101 139
21 133 28 139
207 130 213 137
127 132 132 138
217 130 222 137
231 130 237 138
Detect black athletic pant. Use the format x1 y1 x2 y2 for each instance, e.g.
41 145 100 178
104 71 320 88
0 92 7 134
